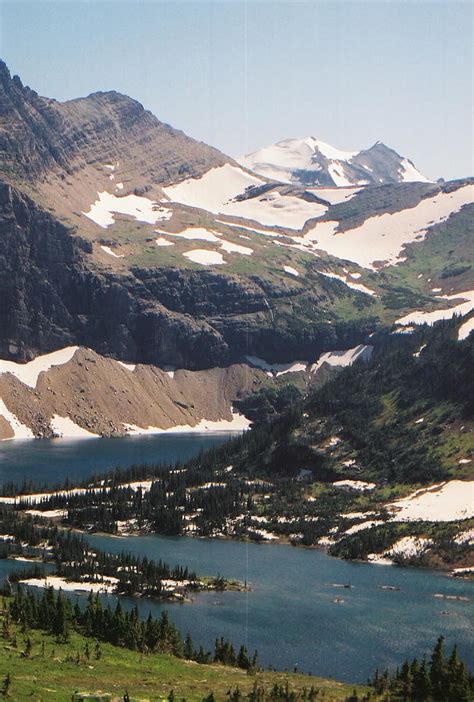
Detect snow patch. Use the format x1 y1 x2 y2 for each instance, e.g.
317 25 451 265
345 520 385 535
333 480 376 491
386 536 432 558
304 184 473 269
310 344 373 375
0 347 79 388
163 164 327 230
25 509 68 519
219 240 253 255
117 361 136 372
50 415 98 439
0 399 34 439
124 410 251 435
283 265 300 277
458 317 474 340
101 245 124 259
396 290 474 327
83 191 172 228
388 481 474 522
307 187 362 205
182 249 226 266
319 270 376 296
400 158 431 184
21 575 118 594
164 227 220 242
245 356 307 376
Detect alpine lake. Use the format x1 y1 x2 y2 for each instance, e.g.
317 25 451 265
1 434 472 683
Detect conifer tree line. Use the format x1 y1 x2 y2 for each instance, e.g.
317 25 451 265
364 636 473 701
0 510 236 600
5 586 259 671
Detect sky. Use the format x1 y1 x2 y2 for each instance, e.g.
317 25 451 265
0 0 472 181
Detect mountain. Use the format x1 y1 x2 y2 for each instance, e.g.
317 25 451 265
0 60 472 439
238 136 430 187
15 321 473 571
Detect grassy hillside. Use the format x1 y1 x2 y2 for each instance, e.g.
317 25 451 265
0 604 363 702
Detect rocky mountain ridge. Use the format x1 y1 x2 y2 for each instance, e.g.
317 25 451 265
0 60 472 439
0 60 229 186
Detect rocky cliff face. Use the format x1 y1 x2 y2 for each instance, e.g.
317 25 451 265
0 180 373 366
0 60 229 186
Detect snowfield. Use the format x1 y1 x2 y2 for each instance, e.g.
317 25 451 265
283 265 300 276
310 344 373 375
83 191 172 228
245 356 307 376
238 137 357 184
0 398 34 439
101 245 124 258
163 163 262 211
163 227 220 242
182 249 226 265
162 164 327 230
0 347 79 388
319 270 377 296
458 317 474 340
388 481 474 522
396 290 474 327
50 415 98 439
303 184 473 268
219 240 253 255
333 480 376 491
123 410 251 435
21 575 119 594
239 137 428 186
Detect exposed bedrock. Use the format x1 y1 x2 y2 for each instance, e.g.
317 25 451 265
0 181 373 368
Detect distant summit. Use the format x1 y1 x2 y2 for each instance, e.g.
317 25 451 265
239 136 430 187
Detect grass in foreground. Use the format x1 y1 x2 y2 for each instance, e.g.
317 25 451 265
0 618 366 702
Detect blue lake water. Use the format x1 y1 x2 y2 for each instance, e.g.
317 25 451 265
0 435 473 683
0 433 231 488
83 532 474 682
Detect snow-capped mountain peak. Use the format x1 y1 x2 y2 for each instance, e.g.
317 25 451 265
238 137 430 187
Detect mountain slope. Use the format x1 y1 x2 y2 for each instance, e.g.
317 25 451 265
13 321 473 571
239 136 430 187
0 60 229 185
0 61 472 439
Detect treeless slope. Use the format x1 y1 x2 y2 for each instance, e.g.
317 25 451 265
0 347 268 439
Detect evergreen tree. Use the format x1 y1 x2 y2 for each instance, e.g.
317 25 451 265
1 673 11 698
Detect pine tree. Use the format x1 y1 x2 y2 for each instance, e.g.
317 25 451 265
184 633 194 659
1 673 11 698
412 657 431 701
430 635 446 701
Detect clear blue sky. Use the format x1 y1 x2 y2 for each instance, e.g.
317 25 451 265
0 0 472 180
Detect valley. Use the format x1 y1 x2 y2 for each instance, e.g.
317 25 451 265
0 52 472 701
